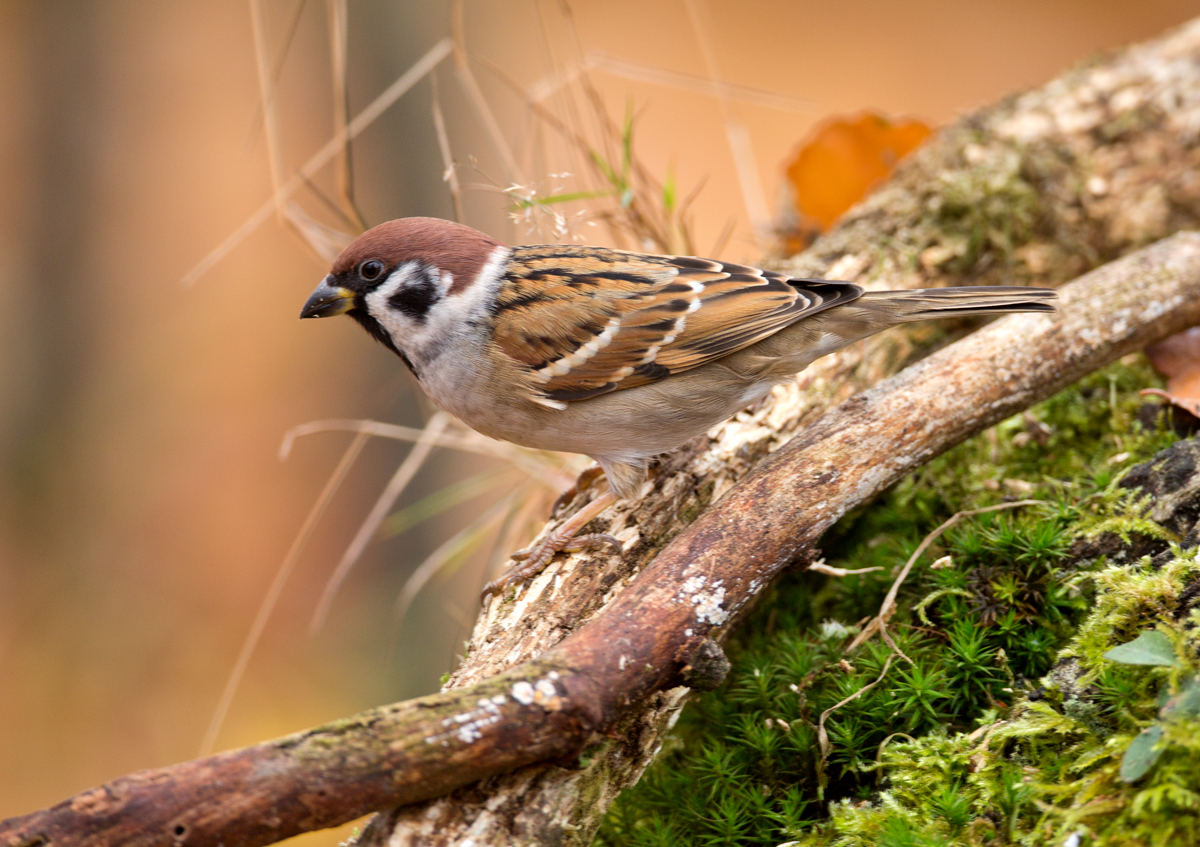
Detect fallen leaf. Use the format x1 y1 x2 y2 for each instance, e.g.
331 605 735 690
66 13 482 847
1144 326 1200 416
1120 725 1164 782
1103 630 1176 667
784 112 933 240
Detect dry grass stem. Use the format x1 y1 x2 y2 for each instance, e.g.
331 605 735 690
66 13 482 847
450 0 523 185
280 417 577 487
844 500 1047 655
586 51 817 112
242 0 310 153
309 413 451 633
248 0 288 219
199 429 370 756
683 0 770 241
431 72 465 223
181 37 452 286
390 494 517 632
325 0 367 232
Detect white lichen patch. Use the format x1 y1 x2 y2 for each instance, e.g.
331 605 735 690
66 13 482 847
676 574 730 625
423 696 507 746
507 672 566 712
511 681 536 705
1108 306 1132 338
1140 294 1184 323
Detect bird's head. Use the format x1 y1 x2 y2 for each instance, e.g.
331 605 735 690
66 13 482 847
300 217 506 370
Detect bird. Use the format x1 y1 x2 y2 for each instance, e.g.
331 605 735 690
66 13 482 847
300 217 1056 596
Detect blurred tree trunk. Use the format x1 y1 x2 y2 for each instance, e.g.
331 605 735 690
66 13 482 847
359 17 1200 847
0 4 102 543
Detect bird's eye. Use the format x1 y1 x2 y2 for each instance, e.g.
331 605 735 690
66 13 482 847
358 260 386 281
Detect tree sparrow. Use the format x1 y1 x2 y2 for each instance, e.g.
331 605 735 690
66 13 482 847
301 217 1056 595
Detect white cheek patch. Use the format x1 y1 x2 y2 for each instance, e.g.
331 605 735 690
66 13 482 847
369 247 511 367
422 245 510 344
453 245 510 316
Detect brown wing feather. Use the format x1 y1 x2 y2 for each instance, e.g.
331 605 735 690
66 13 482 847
490 245 862 405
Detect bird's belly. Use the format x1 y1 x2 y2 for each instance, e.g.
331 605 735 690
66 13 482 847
436 362 775 465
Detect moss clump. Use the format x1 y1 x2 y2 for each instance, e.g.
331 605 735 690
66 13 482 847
598 358 1200 846
923 142 1040 277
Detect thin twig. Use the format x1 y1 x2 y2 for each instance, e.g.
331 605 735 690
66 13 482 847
844 499 1046 655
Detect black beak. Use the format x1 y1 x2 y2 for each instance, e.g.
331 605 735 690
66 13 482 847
300 277 355 319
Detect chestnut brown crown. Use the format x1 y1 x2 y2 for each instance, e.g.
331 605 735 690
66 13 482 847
330 217 504 295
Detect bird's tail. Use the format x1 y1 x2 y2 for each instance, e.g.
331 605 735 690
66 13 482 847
857 286 1057 321
742 284 1057 380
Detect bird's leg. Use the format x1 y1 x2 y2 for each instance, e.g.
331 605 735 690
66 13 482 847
481 490 621 600
550 463 606 517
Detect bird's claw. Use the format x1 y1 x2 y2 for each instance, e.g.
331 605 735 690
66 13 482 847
480 531 623 601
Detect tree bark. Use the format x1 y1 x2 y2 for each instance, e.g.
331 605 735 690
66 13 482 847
6 16 1200 847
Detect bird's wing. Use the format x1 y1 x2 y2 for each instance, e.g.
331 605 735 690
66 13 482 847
490 245 862 406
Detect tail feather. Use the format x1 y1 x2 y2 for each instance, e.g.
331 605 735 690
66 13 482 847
858 286 1056 321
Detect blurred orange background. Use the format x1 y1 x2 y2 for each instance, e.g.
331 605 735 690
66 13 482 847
1 1 1196 843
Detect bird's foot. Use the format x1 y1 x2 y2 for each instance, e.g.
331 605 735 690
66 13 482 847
481 491 620 600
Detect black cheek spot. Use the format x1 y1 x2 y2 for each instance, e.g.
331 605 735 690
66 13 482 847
388 266 441 322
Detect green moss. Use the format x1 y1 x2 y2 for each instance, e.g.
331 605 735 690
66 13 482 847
926 143 1040 275
598 358 1200 846
677 478 716 527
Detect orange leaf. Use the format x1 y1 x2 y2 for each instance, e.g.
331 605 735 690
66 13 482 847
785 112 933 232
1144 327 1200 417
